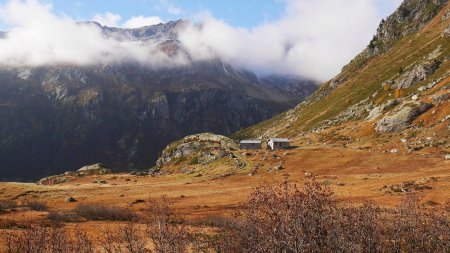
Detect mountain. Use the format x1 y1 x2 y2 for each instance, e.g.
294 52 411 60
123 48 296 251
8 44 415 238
258 75 318 107
235 0 449 144
0 21 317 181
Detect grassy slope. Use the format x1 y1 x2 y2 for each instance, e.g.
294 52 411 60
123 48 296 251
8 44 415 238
234 3 450 139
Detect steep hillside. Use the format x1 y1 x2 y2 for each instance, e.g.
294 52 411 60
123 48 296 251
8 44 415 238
0 22 317 181
235 0 450 143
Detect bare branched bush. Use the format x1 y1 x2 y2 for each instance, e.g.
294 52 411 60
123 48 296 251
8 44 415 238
4 224 94 253
98 223 147 253
74 203 137 221
47 211 81 223
145 196 190 253
381 194 450 252
205 175 450 253
2 175 449 253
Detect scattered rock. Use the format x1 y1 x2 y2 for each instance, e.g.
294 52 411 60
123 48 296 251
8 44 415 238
390 149 400 154
445 154 450 160
384 180 432 193
130 170 149 176
130 199 145 205
37 175 69 185
411 94 419 101
65 197 77 203
181 168 195 175
432 93 449 102
443 24 450 37
400 138 408 144
98 180 107 184
273 164 284 171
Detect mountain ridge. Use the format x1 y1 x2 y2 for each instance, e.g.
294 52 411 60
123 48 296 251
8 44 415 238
0 22 317 181
234 0 449 141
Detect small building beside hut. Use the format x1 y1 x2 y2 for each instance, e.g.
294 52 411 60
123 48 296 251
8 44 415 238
267 138 290 150
239 139 262 150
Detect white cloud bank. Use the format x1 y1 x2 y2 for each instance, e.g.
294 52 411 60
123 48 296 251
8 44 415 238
0 0 401 81
180 0 396 81
123 15 163 28
93 12 163 28
0 0 183 67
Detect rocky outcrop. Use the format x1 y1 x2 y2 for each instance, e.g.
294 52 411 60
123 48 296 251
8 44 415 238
157 133 239 168
37 163 111 185
375 102 433 133
367 99 400 121
395 60 441 89
77 163 111 175
367 0 448 56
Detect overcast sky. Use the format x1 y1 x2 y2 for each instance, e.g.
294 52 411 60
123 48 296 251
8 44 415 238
0 0 403 81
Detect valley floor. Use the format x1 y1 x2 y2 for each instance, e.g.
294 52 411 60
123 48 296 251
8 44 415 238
0 140 449 251
1 143 449 218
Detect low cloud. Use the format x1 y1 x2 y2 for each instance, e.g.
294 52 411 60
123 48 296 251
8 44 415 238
123 15 163 28
179 0 395 81
93 12 122 27
93 12 163 28
0 0 401 81
0 0 182 67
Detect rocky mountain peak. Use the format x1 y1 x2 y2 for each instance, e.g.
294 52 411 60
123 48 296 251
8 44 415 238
367 0 448 55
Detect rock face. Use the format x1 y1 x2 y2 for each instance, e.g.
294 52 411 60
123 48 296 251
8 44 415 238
375 102 433 133
395 60 441 89
258 75 318 105
0 22 317 181
157 133 239 168
367 0 448 55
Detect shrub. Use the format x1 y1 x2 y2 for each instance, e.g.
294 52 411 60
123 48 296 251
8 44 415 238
394 88 405 98
205 175 450 253
74 203 136 221
25 200 48 211
145 196 190 253
189 156 199 165
47 211 80 223
98 222 147 253
4 225 94 253
1 175 449 252
0 200 18 210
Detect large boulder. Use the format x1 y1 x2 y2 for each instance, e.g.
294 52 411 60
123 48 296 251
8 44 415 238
375 102 433 133
366 99 399 121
